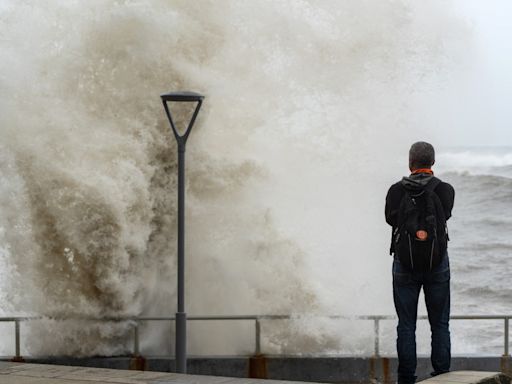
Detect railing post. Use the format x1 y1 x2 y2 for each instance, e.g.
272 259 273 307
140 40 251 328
255 318 261 355
13 319 23 362
502 317 511 377
129 321 145 371
374 317 380 357
133 322 140 356
250 317 267 379
504 317 510 356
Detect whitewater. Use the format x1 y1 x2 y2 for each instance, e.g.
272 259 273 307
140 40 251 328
1 1 505 357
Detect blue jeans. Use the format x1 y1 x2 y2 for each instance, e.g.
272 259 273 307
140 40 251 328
393 253 451 384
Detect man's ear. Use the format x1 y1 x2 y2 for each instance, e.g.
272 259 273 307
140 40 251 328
432 160 435 167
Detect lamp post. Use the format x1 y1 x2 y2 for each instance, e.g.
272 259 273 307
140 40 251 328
161 91 204 374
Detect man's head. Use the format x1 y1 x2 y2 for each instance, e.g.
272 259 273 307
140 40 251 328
409 141 435 171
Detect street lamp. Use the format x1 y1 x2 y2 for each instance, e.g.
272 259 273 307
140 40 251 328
161 91 204 374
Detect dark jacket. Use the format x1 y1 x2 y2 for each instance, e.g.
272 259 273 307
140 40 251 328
385 173 455 253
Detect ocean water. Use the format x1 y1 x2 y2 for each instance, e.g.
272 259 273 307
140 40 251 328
438 147 512 355
438 147 512 318
0 1 502 357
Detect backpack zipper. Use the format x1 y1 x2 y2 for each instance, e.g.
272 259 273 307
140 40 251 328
408 234 414 270
430 238 435 270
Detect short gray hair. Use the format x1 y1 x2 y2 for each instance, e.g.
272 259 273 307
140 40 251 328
409 141 435 169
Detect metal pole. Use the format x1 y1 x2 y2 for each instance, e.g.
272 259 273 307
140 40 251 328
161 92 204 374
176 145 187 373
255 318 261 355
133 322 140 356
374 318 380 357
505 317 510 356
15 320 20 359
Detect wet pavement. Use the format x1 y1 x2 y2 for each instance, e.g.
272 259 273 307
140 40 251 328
0 362 507 384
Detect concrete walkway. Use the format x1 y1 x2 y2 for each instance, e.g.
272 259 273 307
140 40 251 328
0 362 305 384
419 371 510 384
0 362 509 384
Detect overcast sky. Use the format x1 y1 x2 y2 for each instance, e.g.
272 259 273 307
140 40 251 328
444 0 512 147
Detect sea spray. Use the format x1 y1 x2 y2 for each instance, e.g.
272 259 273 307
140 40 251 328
0 1 469 356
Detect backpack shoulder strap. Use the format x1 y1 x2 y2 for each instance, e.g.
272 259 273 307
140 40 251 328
424 177 447 222
424 177 441 192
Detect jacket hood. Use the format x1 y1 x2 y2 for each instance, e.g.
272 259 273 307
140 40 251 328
401 173 434 192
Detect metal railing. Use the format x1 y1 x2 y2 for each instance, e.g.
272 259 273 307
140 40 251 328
1 314 510 359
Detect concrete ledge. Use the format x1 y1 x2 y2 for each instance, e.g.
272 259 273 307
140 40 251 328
2 356 512 383
0 363 510 384
0 362 310 384
419 371 511 384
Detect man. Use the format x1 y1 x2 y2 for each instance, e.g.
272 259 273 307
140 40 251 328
385 142 455 384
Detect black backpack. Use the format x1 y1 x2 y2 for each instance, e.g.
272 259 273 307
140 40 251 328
393 177 448 272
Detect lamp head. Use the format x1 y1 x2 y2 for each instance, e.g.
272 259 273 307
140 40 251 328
161 91 204 102
161 91 205 145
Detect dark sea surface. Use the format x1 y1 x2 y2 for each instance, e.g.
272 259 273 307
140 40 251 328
436 147 512 354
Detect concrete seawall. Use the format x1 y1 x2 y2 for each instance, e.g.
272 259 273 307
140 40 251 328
3 356 511 384
1 363 507 384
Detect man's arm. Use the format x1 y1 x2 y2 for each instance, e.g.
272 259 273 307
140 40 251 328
437 182 455 220
385 183 401 227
